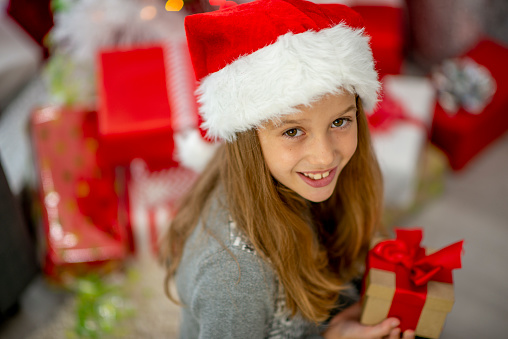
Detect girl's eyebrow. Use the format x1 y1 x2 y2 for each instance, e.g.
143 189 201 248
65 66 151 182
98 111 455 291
274 104 357 128
270 118 308 130
277 118 309 126
338 104 357 115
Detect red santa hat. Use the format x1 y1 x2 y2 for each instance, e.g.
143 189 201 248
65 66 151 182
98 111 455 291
178 0 379 171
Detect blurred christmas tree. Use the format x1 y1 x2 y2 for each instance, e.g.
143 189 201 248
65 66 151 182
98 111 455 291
44 0 187 106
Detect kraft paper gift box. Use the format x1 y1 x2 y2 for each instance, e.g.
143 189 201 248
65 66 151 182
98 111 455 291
361 228 463 338
31 106 129 282
97 45 176 168
370 75 435 209
431 39 508 171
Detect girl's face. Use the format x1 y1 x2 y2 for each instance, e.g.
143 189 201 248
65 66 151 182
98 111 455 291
257 92 358 203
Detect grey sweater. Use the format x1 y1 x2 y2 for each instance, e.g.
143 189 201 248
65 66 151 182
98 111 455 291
175 193 359 339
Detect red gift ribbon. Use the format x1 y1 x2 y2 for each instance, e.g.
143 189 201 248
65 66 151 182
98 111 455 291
368 94 429 136
367 228 463 332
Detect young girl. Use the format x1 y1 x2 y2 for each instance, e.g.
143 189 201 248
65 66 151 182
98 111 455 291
162 0 415 338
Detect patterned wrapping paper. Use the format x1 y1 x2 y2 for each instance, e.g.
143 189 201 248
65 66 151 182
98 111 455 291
361 228 463 338
31 106 129 282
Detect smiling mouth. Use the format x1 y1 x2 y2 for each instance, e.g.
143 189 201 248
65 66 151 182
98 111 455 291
297 167 337 188
301 170 331 180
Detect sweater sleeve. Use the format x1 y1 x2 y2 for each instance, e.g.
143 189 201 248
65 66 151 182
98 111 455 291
187 248 275 339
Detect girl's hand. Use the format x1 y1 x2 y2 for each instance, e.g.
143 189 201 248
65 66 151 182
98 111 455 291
321 302 415 339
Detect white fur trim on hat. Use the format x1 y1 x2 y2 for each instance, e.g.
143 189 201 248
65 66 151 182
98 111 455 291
197 23 380 142
175 129 220 172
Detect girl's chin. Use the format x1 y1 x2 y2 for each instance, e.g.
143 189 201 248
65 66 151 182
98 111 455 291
298 187 335 203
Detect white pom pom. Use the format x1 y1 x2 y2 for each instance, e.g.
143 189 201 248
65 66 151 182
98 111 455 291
175 129 220 173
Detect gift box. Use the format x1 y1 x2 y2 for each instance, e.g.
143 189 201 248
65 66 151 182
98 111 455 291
97 45 176 168
431 39 508 170
361 228 463 338
352 3 405 77
31 106 129 282
126 159 198 257
370 75 435 209
381 144 447 227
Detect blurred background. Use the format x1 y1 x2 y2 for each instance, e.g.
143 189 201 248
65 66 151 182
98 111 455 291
0 0 507 338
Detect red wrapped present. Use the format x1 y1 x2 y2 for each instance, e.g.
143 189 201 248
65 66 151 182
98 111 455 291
361 228 463 338
352 4 405 77
431 39 508 170
31 106 129 282
97 45 176 168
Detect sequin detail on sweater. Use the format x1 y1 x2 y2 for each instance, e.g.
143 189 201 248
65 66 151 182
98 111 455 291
228 218 317 338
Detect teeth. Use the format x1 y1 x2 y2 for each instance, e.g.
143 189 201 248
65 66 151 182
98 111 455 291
303 171 330 180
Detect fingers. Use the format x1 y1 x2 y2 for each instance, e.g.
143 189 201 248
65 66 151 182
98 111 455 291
363 318 400 338
372 319 417 339
323 315 400 339
402 329 415 339
385 327 400 339
386 326 415 339
323 307 417 339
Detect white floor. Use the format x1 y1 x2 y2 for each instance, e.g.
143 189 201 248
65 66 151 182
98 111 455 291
403 132 508 338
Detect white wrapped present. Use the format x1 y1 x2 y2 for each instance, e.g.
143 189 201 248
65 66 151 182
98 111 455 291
370 76 435 209
128 159 198 258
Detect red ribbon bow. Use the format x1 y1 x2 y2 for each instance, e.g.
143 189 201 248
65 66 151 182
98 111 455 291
368 94 428 135
373 228 464 286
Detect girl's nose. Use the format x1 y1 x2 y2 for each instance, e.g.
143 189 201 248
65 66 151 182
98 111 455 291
307 133 336 167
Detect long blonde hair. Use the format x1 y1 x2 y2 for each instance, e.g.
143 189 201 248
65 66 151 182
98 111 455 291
162 96 383 323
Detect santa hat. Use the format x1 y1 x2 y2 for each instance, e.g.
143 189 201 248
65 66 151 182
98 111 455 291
178 0 379 171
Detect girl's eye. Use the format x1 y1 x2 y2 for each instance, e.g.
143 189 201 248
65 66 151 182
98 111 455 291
283 128 303 138
332 118 350 128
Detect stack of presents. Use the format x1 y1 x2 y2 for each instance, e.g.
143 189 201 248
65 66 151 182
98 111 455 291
28 0 504 336
32 41 200 280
